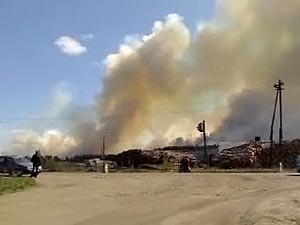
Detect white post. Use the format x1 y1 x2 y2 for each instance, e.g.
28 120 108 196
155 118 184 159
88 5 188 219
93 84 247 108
279 162 283 172
104 163 109 173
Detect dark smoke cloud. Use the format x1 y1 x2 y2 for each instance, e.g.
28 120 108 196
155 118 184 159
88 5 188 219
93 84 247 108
212 90 274 141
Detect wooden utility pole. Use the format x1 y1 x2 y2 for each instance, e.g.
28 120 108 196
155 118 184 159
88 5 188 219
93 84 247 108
278 80 284 163
269 80 284 167
101 133 110 172
102 135 106 157
269 90 278 167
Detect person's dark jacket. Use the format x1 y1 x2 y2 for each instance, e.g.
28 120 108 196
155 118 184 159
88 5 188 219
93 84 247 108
31 154 41 166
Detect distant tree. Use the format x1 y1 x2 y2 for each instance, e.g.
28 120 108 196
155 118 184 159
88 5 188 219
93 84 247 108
44 157 61 172
53 156 61 162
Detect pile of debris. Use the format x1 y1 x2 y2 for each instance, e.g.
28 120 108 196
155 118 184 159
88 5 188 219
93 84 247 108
110 149 197 169
112 140 300 169
86 158 101 167
144 150 198 166
257 139 300 168
216 142 263 168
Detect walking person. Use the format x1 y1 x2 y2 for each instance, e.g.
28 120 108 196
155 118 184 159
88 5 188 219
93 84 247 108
31 151 41 178
180 156 191 173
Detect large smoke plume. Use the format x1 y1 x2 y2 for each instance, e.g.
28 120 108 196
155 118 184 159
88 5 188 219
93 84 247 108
9 0 300 155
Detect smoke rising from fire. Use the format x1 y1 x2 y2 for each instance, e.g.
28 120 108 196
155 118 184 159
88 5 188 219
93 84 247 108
8 130 77 156
70 13 228 153
9 0 300 155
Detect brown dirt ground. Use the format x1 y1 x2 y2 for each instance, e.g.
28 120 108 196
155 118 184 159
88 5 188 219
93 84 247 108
0 172 300 225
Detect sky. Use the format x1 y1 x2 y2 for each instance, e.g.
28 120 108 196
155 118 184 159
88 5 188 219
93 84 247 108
0 1 215 150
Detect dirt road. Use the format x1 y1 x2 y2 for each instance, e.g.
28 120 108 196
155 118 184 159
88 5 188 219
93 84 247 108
0 173 299 225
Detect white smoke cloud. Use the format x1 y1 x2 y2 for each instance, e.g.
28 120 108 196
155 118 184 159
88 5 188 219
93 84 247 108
5 81 76 156
55 36 87 56
8 129 78 156
48 81 74 116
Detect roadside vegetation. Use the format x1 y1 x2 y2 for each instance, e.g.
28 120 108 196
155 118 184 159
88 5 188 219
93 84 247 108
43 156 90 172
0 177 36 195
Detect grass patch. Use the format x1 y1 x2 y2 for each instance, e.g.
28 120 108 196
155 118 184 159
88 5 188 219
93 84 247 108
0 177 36 195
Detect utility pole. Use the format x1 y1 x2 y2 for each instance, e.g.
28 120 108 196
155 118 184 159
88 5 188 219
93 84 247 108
101 133 110 172
278 80 284 163
269 90 278 167
102 135 106 157
101 133 110 157
269 79 284 168
197 120 209 166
